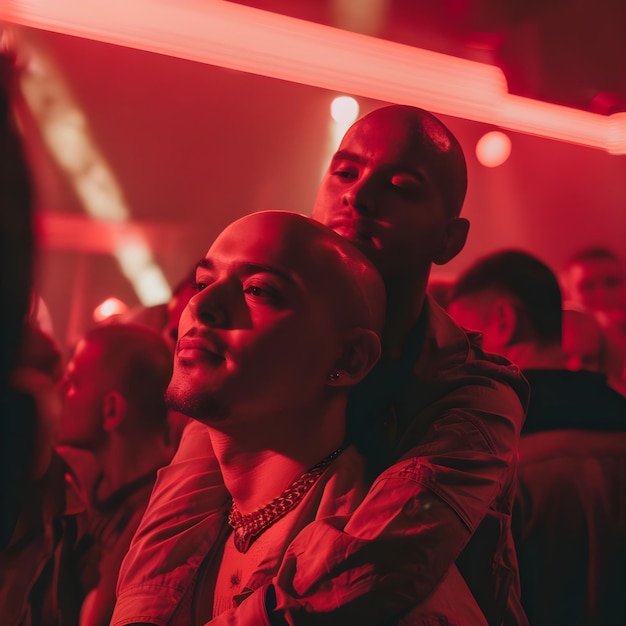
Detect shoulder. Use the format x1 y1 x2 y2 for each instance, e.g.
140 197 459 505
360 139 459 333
415 297 529 422
313 445 368 520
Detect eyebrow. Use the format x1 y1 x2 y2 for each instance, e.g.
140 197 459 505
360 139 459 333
196 258 213 272
195 258 300 287
332 150 364 164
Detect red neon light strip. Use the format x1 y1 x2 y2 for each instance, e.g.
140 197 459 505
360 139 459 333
2 0 625 154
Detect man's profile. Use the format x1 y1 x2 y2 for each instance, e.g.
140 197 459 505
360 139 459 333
153 210 384 621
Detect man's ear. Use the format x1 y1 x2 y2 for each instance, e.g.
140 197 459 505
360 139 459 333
327 328 382 387
433 217 470 266
101 390 128 433
492 297 518 347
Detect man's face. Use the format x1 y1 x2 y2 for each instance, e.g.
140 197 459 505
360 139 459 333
566 258 626 314
312 112 453 278
165 216 345 424
57 339 106 449
562 310 604 372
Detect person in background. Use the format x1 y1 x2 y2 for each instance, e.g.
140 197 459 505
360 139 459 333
562 246 626 394
110 267 198 446
114 105 529 626
1 322 88 626
448 249 626 625
57 323 174 626
561 246 626 316
0 45 87 626
0 43 36 549
562 306 608 373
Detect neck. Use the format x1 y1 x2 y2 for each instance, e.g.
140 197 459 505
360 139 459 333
94 430 172 498
207 398 346 514
382 272 429 358
505 341 566 370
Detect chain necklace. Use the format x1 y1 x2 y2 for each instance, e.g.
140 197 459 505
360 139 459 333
227 447 343 553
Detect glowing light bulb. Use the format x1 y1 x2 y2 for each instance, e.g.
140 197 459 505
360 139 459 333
476 131 512 167
93 297 128 322
330 96 359 126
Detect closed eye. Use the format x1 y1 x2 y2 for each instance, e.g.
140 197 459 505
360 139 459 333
243 284 279 300
390 173 422 191
331 162 359 180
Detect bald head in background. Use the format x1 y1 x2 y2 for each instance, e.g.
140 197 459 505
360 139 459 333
312 104 469 284
59 323 173 449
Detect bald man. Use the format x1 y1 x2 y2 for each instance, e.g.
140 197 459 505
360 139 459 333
114 106 528 625
58 324 174 626
120 211 387 621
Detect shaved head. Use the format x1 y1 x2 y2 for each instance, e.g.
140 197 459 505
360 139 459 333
167 210 385 423
215 211 386 335
346 105 467 218
312 104 469 280
81 324 172 427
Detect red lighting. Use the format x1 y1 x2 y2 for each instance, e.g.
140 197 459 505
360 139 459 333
476 131 512 168
93 297 128 322
1 1 625 153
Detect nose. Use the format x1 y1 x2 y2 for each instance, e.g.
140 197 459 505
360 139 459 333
187 282 229 327
342 175 376 216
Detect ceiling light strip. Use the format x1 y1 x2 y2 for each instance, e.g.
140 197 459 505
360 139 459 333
1 0 624 154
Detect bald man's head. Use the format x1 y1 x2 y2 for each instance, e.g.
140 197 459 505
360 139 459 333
167 211 385 422
59 324 172 448
212 211 386 336
358 105 467 218
87 324 171 417
313 105 469 279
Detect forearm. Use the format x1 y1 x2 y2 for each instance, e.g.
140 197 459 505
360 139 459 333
208 409 518 625
112 421 229 626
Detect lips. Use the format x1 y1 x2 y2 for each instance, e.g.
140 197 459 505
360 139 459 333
331 218 367 237
330 219 376 246
177 333 226 362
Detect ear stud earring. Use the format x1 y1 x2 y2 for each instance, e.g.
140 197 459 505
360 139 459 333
328 371 340 382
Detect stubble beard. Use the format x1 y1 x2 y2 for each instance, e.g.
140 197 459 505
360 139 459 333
164 379 228 421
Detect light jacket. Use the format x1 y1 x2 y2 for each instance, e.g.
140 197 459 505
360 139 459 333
112 298 529 626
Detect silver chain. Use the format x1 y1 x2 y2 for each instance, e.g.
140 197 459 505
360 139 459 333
228 447 343 553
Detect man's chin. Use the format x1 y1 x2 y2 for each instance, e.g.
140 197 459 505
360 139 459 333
347 239 385 271
164 385 227 421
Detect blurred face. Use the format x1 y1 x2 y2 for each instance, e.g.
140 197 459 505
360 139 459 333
165 215 345 424
312 111 456 278
562 310 604 372
58 339 106 449
567 258 626 314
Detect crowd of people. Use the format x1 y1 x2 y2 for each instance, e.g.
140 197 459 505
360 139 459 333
1 47 625 626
